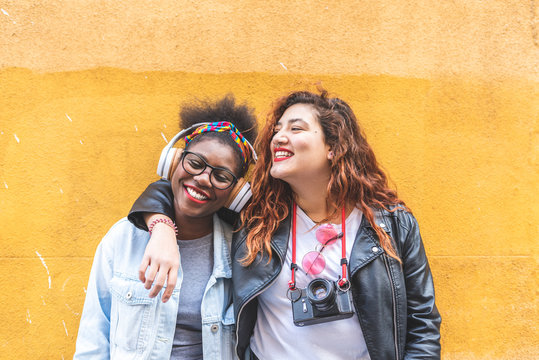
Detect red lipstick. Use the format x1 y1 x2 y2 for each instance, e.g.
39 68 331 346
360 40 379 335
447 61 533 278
273 147 294 162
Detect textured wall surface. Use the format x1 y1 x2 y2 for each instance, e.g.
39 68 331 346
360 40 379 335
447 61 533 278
0 1 538 359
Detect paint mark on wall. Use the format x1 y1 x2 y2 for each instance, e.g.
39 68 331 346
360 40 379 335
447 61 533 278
134 125 138 132
65 303 80 316
0 8 15 24
83 287 87 294
59 188 63 194
280 62 288 71
80 139 84 145
14 134 20 143
26 309 31 324
65 113 72 122
4 182 7 189
161 132 168 143
62 320 68 336
62 276 71 292
41 295 46 305
35 250 51 288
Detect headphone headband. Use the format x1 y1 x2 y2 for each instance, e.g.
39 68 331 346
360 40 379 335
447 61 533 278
157 122 257 180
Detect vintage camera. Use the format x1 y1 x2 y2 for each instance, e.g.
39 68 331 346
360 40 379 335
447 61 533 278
290 278 354 326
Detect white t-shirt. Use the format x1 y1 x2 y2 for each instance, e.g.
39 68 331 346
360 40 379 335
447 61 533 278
250 206 370 360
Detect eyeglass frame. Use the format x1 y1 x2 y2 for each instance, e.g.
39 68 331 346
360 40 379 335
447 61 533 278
302 230 343 275
180 150 239 190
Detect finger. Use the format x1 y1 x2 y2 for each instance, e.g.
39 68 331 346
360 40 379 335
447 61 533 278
149 270 167 298
138 256 150 283
162 267 178 303
144 263 158 290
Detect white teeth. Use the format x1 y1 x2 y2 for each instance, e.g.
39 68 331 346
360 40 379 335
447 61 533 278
186 187 208 200
275 151 293 158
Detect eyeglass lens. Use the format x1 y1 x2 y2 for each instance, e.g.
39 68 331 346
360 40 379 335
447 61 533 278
182 152 236 189
302 224 341 275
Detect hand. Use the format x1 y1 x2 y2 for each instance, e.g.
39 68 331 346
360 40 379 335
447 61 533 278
139 218 179 303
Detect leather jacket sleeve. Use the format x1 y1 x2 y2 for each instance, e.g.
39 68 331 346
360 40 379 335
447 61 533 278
400 213 441 359
127 180 174 231
126 180 240 230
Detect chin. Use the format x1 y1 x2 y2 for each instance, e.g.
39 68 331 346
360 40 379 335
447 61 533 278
179 204 216 219
269 167 283 180
175 197 216 219
270 168 292 183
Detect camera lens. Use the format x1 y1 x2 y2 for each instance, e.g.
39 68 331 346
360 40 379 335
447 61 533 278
312 284 328 299
306 279 336 312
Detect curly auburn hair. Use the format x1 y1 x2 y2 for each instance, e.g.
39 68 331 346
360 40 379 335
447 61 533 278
240 89 407 265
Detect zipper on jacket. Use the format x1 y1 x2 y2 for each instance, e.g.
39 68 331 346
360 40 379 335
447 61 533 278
234 245 284 358
383 255 400 360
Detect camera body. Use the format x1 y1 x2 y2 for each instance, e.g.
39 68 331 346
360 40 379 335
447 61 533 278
291 278 354 327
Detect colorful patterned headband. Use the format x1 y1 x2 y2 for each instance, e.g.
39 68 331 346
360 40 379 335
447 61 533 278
184 121 253 164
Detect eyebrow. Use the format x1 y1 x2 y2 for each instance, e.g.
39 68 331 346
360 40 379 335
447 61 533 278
189 151 235 173
276 118 309 127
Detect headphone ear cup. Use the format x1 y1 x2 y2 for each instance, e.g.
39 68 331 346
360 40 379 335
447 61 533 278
157 147 183 180
225 178 252 213
167 148 183 180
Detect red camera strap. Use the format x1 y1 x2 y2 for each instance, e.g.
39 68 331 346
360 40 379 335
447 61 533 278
288 203 349 290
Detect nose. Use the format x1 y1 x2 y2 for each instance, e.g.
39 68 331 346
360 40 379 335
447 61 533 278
192 168 212 188
272 130 288 148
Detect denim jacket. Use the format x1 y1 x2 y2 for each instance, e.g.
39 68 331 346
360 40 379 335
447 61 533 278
74 215 236 360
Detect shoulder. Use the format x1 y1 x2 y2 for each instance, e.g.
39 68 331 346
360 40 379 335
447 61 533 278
102 217 142 240
373 206 422 255
375 205 416 230
99 217 149 254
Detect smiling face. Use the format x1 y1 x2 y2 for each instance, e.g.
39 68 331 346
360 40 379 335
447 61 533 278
171 138 240 223
270 103 332 187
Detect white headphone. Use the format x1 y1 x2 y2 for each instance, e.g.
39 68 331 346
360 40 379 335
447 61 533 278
157 122 257 213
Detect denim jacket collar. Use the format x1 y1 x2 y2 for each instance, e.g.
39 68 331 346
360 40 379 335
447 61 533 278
212 214 233 279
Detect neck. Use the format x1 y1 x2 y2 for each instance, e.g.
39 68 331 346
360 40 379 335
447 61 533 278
174 213 213 240
290 178 331 223
290 182 355 224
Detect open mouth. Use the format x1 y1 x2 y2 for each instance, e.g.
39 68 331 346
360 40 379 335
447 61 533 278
184 185 210 203
274 148 294 162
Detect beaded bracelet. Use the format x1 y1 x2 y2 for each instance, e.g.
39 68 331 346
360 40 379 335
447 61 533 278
148 218 178 236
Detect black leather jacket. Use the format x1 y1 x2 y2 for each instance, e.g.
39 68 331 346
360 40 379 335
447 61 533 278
129 181 441 360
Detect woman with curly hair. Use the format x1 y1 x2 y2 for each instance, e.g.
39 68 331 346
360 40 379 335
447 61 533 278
74 95 257 360
130 90 441 359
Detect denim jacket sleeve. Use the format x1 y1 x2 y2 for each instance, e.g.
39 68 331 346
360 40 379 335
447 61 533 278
127 180 175 230
399 213 441 359
73 230 115 359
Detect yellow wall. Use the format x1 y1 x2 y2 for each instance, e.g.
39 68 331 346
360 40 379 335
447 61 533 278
0 1 537 359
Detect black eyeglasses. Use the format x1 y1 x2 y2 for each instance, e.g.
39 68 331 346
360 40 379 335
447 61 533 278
181 150 238 190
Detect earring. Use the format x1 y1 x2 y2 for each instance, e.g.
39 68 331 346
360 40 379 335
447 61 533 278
328 151 334 159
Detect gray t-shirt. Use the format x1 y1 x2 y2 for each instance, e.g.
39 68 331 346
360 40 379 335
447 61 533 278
171 233 214 360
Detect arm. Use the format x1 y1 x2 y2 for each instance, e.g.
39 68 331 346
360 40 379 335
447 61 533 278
74 236 113 359
128 180 179 303
401 213 441 359
128 180 175 230
139 213 179 302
